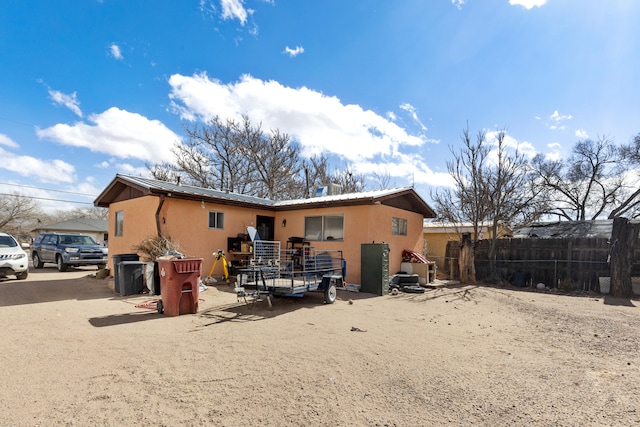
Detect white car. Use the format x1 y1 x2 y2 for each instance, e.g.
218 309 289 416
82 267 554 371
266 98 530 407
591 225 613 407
0 232 29 280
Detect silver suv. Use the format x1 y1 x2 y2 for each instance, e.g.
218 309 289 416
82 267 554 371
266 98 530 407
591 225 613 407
31 232 108 272
0 232 29 280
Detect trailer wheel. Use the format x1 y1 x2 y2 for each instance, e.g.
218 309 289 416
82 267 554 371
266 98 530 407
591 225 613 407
157 300 164 314
324 283 337 304
401 285 425 294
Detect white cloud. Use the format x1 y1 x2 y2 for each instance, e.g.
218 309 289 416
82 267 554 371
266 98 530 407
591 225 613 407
399 103 428 131
112 162 150 177
48 89 83 117
283 46 304 57
168 73 427 162
547 110 572 131
0 133 19 148
509 0 547 9
0 146 75 183
220 0 249 25
451 0 465 10
109 43 123 60
545 142 562 161
485 130 537 159
36 107 181 164
353 152 454 188
575 129 589 139
550 110 572 122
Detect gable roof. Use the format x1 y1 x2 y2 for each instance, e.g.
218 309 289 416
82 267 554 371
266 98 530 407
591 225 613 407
94 174 436 218
33 218 108 233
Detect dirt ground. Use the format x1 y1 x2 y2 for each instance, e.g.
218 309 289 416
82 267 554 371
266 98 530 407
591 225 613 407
1 267 640 426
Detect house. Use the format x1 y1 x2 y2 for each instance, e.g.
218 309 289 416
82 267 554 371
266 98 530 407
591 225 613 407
32 218 108 245
94 174 436 286
423 220 510 271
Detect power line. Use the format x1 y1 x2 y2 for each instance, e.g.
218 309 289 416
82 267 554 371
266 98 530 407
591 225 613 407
0 115 34 128
0 182 97 197
0 192 94 205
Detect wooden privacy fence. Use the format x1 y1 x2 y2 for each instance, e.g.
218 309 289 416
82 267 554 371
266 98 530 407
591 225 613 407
444 237 620 291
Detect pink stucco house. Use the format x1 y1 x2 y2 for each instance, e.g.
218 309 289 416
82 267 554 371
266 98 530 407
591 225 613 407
94 174 436 286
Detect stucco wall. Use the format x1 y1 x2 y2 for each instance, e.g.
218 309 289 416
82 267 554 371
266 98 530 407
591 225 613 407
107 196 160 269
108 195 425 286
423 226 500 270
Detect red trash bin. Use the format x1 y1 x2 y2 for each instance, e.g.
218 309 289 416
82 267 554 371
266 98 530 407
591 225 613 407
157 258 203 316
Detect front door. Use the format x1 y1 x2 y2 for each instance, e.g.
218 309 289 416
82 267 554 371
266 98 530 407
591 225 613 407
256 215 275 241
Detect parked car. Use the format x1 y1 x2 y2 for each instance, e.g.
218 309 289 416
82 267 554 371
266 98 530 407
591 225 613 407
31 232 108 272
0 232 29 280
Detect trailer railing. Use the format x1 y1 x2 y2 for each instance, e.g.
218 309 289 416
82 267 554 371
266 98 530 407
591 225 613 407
238 242 344 296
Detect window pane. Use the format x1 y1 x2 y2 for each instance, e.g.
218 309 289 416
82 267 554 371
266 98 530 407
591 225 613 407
304 216 322 241
324 216 344 240
115 211 124 236
400 218 407 235
217 212 224 229
392 217 407 236
208 211 224 229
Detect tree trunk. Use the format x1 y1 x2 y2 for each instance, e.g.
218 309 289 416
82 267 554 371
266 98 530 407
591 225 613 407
459 233 476 284
609 217 640 297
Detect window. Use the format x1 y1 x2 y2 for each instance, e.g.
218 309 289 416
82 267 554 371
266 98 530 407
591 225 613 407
208 211 224 229
392 217 408 236
304 215 344 241
115 211 124 236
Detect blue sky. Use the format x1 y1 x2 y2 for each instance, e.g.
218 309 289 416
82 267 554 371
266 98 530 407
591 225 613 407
1 0 639 212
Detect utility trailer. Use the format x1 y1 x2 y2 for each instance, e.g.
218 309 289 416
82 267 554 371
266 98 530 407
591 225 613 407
235 239 345 308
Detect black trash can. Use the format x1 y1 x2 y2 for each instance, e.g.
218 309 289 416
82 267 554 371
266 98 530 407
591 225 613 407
118 261 146 296
112 253 139 293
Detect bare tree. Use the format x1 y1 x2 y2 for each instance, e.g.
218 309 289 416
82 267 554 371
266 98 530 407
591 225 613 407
531 136 623 220
302 154 365 196
609 217 640 297
303 154 332 198
155 115 307 200
52 207 109 221
333 167 366 193
149 116 370 200
243 126 304 199
147 161 184 184
177 117 252 192
609 133 640 219
0 193 41 239
371 167 394 190
431 127 544 282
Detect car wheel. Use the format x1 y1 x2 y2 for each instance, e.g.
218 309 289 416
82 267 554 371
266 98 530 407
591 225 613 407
324 283 337 304
16 271 28 280
56 255 68 272
32 253 44 269
157 300 164 314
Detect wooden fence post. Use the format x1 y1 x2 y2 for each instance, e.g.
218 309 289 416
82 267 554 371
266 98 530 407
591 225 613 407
610 217 640 297
459 233 476 284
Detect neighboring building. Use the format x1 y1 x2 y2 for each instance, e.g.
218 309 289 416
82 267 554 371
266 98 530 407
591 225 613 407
511 220 613 239
94 174 436 286
423 220 509 270
32 218 108 246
